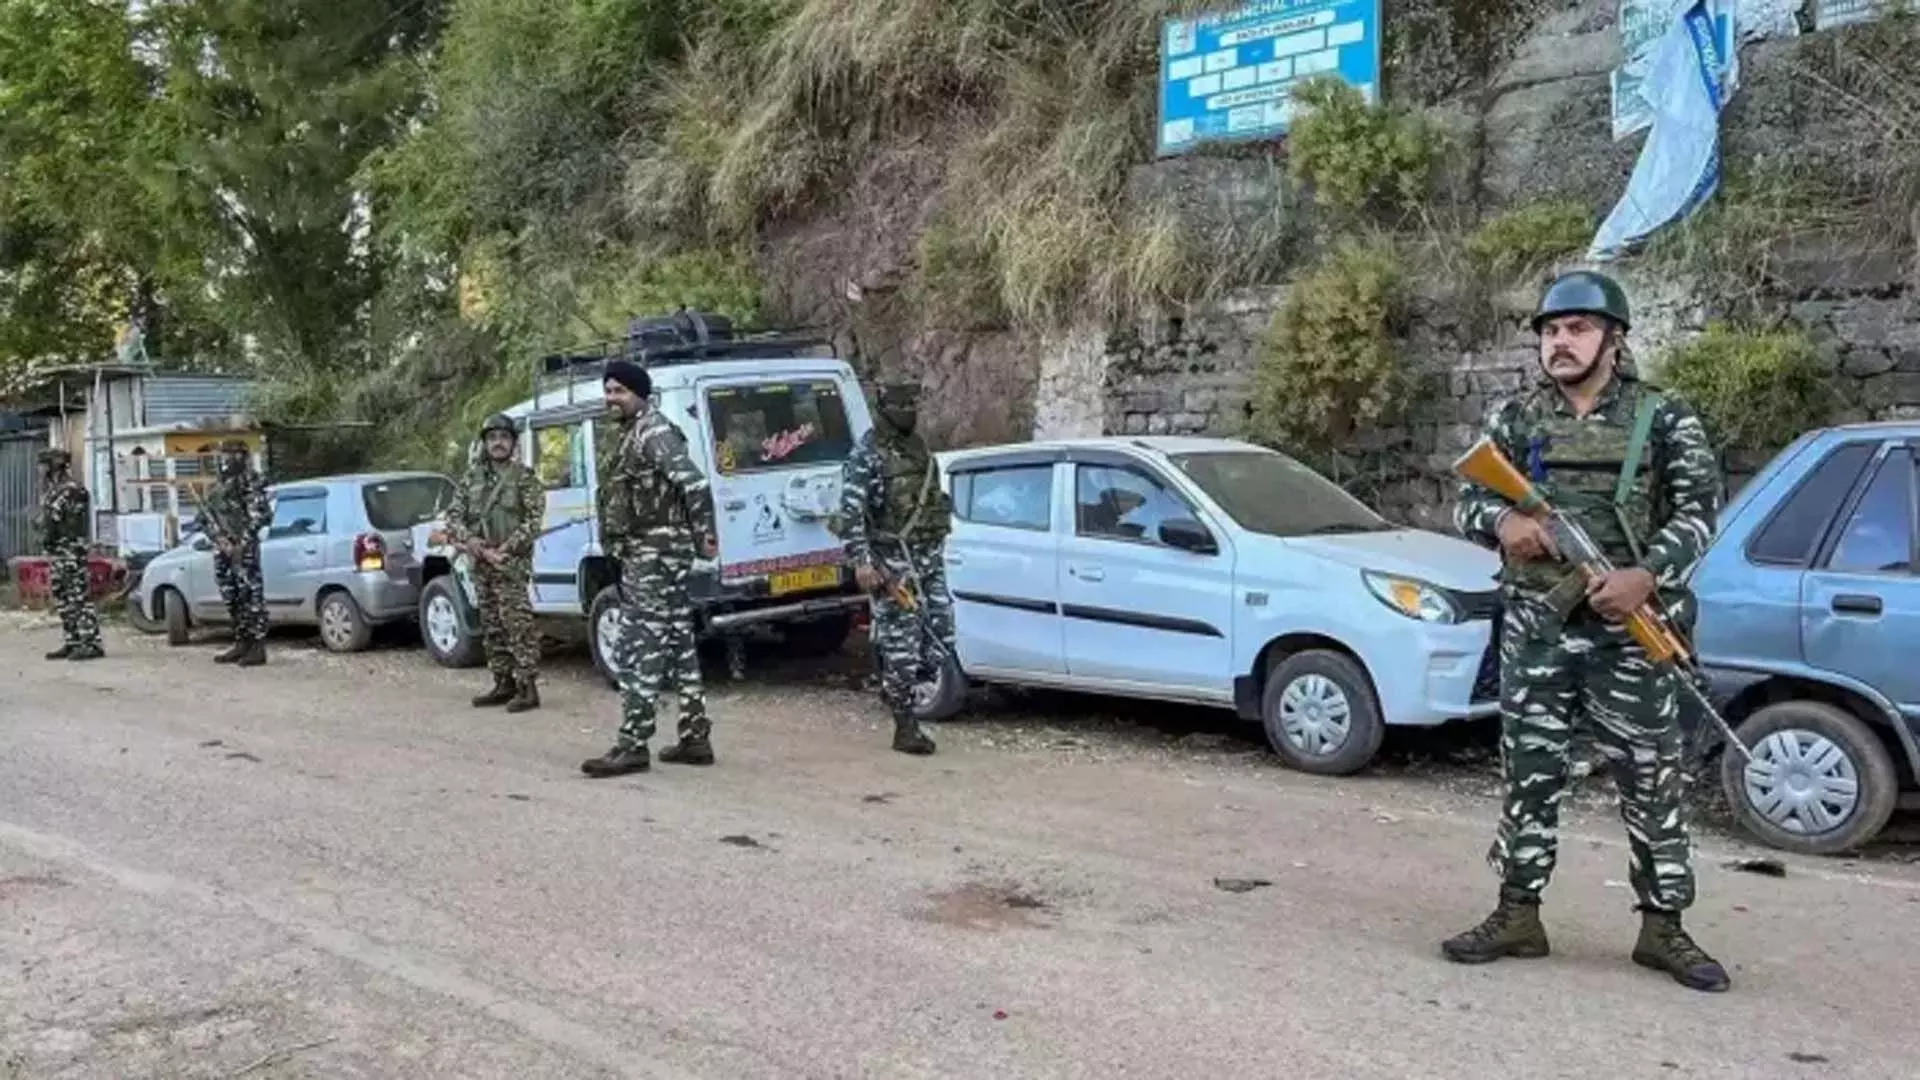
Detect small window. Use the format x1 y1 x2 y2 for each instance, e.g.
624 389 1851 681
1749 441 1876 566
534 423 588 490
707 380 855 474
1074 464 1194 545
954 465 1052 531
1825 448 1914 574
269 491 328 538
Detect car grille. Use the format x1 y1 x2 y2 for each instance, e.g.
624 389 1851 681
1470 609 1503 705
1448 587 1502 621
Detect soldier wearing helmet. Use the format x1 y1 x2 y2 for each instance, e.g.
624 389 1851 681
200 438 272 666
35 447 104 661
837 378 957 756
1443 270 1730 992
445 412 546 712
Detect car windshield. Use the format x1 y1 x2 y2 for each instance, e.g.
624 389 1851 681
362 476 454 531
707 379 855 474
1168 450 1392 538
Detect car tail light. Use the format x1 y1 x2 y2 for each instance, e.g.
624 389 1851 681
354 533 386 572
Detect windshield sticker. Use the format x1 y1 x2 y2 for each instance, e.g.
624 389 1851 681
717 442 738 474
760 423 815 463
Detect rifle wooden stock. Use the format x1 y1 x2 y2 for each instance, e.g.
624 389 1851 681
1452 438 1542 512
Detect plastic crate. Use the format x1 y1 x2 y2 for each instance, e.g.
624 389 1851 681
7 555 125 608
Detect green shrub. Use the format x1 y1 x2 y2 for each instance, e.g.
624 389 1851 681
1657 324 1835 457
1466 200 1594 281
1286 77 1448 216
1248 239 1410 456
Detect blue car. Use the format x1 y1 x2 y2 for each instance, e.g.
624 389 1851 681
1693 422 1920 855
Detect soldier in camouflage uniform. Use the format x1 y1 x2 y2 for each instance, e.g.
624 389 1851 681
1442 271 1730 993
446 413 546 713
200 439 272 667
36 448 104 661
581 359 720 779
839 380 956 755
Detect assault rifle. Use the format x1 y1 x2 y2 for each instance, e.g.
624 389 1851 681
1453 438 1752 763
869 532 952 664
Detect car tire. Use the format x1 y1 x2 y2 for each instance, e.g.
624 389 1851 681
317 590 374 654
1721 701 1899 856
125 582 166 635
1261 650 1385 776
418 575 483 669
162 588 192 647
911 649 968 724
587 585 624 689
783 612 854 659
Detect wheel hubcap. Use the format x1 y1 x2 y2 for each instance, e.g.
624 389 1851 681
1278 674 1353 757
598 607 625 673
425 594 459 653
1743 729 1860 835
912 661 946 713
321 603 350 646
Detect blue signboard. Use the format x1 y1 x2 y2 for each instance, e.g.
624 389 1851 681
1156 0 1383 157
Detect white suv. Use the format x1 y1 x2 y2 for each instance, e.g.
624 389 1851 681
405 314 875 685
937 436 1503 774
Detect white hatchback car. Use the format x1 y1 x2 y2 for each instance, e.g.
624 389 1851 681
938 436 1503 774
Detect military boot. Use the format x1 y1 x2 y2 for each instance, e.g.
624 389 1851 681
234 640 266 668
581 745 651 778
472 673 516 708
1440 886 1551 964
504 676 541 714
65 644 104 662
213 639 249 664
1632 910 1731 992
891 712 936 756
658 736 715 766
45 644 72 661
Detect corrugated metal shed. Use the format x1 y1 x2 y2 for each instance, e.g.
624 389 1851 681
0 431 47 565
143 375 254 427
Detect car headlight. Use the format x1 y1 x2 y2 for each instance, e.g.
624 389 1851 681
1362 571 1463 624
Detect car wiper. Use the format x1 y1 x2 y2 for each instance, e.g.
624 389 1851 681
1303 521 1392 535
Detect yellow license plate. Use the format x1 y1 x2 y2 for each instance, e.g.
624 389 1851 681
769 565 841 596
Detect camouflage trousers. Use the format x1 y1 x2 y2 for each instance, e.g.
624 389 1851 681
612 540 706 748
473 559 539 681
1491 600 1695 912
868 539 955 718
214 545 268 644
47 538 101 650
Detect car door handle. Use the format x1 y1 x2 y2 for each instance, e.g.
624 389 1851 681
1072 566 1105 582
946 552 965 566
302 547 318 555
724 499 747 511
1831 593 1882 616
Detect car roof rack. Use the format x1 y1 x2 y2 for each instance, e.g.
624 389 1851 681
529 310 839 408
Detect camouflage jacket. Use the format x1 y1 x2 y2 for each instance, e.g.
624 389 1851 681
597 407 715 553
446 459 545 558
36 477 91 547
1455 373 1720 607
839 428 950 566
201 467 271 548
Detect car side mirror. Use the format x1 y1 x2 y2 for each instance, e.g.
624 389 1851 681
1159 517 1217 555
191 534 212 551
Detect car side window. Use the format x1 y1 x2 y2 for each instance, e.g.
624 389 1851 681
268 491 328 539
1748 441 1875 566
534 423 588 490
953 465 1052 531
1074 464 1191 546
1825 448 1915 575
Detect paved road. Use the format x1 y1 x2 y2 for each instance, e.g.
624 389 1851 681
3 615 1917 1079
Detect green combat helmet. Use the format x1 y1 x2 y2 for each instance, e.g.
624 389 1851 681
37 448 71 470
480 412 516 439
1531 270 1631 333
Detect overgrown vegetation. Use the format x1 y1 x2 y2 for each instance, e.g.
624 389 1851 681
1658 324 1836 459
1247 238 1411 469
1466 200 1594 281
1286 78 1450 218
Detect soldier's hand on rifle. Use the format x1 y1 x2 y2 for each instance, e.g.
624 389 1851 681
1587 567 1657 621
1495 511 1559 562
854 562 884 594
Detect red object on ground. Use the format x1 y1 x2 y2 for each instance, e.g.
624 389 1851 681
7 555 126 608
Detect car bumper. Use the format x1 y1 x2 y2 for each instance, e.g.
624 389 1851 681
1373 618 1500 727
349 571 420 622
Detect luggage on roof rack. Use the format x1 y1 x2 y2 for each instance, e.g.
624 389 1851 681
625 311 733 354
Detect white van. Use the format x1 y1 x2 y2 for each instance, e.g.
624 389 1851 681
403 313 878 686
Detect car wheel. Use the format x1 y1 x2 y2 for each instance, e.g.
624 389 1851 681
1261 650 1385 776
587 585 624 689
162 588 192 647
418 575 483 669
317 590 374 654
783 612 854 659
910 648 968 723
125 584 165 634
1721 701 1899 856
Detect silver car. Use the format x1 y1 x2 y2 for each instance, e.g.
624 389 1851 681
132 471 455 653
